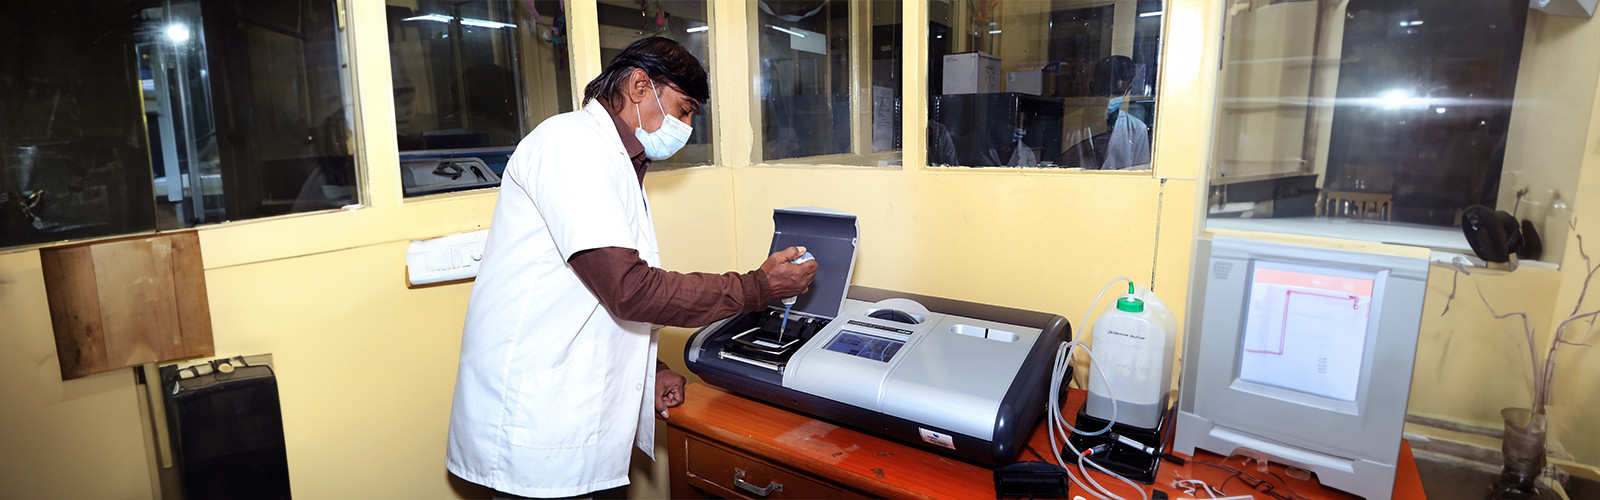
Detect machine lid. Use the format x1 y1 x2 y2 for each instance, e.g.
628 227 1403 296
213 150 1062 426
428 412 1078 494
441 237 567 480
769 207 859 319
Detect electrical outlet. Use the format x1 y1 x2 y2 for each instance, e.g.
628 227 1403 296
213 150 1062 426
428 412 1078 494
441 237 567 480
405 229 488 286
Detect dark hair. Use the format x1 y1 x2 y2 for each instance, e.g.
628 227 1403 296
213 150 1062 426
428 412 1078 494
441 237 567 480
583 37 709 109
1090 55 1137 96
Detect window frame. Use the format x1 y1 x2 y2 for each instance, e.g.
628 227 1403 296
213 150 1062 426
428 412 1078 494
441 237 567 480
916 0 1169 174
746 0 904 167
383 0 581 199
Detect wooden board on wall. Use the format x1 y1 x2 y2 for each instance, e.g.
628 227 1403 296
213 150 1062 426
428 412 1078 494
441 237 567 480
40 232 214 379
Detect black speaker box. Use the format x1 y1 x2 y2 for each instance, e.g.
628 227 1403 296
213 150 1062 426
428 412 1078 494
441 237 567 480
161 358 291 499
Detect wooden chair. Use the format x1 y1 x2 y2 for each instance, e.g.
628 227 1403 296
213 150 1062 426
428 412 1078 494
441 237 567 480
1317 190 1393 221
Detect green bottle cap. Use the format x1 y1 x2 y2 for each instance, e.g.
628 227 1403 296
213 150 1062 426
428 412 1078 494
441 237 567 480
1117 283 1145 313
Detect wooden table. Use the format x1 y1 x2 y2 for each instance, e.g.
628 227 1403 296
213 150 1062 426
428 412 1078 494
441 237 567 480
664 383 1427 499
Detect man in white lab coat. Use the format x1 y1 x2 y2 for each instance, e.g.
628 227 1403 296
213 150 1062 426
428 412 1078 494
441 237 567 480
445 37 818 499
1060 55 1151 170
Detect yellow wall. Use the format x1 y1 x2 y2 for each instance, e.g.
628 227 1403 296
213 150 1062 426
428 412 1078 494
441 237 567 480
6 0 1600 498
0 251 156 498
1496 12 1600 266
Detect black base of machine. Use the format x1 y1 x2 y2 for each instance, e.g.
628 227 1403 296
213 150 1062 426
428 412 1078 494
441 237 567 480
994 461 1072 499
1065 408 1166 485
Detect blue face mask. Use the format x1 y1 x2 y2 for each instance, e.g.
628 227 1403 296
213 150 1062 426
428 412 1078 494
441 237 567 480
1012 127 1027 142
1107 96 1125 116
634 81 693 160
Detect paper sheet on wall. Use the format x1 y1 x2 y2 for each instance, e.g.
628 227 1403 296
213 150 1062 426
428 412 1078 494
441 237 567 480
788 27 826 55
872 86 895 152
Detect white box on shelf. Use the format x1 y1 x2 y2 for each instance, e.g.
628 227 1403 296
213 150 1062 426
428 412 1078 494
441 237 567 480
943 52 1002 95
1007 70 1044 95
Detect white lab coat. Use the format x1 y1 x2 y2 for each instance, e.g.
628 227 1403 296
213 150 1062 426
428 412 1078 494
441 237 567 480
1061 109 1151 170
446 101 661 498
975 140 1038 167
1104 111 1151 170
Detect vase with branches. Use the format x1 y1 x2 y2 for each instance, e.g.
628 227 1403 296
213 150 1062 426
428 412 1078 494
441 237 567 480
1449 218 1597 499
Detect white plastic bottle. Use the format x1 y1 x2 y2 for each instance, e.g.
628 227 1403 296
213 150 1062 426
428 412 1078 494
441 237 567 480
1085 283 1177 430
1544 190 1570 263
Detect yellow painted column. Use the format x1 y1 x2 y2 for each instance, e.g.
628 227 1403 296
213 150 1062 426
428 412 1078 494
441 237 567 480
1152 0 1225 372
348 0 402 209
565 0 601 104
714 0 756 166
1113 0 1138 57
1541 23 1600 466
903 0 929 170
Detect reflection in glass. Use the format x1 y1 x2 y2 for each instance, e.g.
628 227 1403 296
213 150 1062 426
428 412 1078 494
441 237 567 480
1205 0 1555 254
388 0 571 196
598 0 714 170
927 0 1161 170
137 1 221 228
198 0 357 220
0 0 359 249
757 0 902 164
2 2 158 247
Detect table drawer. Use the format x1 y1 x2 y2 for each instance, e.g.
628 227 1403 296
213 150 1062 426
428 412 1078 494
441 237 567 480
684 435 848 499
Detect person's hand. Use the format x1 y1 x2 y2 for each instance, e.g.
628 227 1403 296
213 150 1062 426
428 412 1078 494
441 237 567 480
761 246 817 300
655 368 687 419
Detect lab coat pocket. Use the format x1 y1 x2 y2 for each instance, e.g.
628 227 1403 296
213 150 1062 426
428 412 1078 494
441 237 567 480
507 369 603 449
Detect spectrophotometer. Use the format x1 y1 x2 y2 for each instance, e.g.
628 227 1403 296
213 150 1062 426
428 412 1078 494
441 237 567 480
684 208 1070 466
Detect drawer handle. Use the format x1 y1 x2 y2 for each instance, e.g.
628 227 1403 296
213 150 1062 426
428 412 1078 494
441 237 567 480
733 468 783 497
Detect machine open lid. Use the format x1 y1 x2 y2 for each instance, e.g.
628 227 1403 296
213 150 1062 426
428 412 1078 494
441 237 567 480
768 207 859 319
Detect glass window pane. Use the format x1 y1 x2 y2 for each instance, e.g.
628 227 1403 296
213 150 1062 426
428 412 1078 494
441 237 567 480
204 1 358 220
757 0 902 165
2 3 158 246
927 0 1161 170
2 0 360 249
597 0 714 171
1203 0 1578 260
388 0 573 197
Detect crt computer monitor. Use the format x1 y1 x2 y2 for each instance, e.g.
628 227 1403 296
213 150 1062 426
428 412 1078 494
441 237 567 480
1174 235 1429 500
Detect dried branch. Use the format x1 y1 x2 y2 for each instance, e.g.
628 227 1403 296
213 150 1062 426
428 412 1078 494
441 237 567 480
1475 279 1540 386
1538 308 1600 411
1570 232 1600 318
1441 269 1459 317
1552 309 1600 342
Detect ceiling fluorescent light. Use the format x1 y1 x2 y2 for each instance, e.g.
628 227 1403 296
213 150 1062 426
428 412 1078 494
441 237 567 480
1140 11 1163 17
460 18 517 29
767 25 805 37
687 25 709 33
403 14 452 24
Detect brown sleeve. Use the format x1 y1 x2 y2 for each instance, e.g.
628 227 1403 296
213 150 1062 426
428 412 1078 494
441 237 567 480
568 246 773 328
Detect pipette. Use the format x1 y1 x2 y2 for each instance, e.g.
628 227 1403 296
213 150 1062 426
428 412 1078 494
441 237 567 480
778 252 814 342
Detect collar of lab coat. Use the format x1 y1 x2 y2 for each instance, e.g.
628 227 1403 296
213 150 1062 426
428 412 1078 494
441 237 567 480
581 100 629 157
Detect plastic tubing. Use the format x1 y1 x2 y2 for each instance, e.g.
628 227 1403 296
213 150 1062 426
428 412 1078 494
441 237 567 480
1043 277 1148 500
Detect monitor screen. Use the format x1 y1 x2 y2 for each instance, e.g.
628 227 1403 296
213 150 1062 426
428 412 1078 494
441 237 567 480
1238 260 1376 402
1176 236 1429 500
